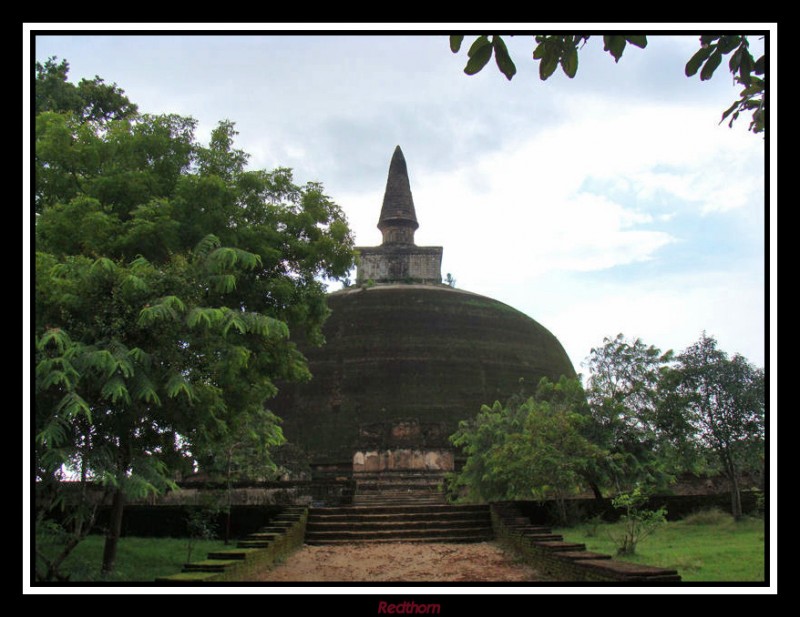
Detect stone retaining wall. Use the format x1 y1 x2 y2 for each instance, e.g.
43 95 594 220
491 503 681 583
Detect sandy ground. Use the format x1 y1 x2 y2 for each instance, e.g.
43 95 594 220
243 541 547 582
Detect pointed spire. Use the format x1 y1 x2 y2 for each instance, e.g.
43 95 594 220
378 145 419 245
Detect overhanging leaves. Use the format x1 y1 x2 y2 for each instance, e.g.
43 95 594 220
464 38 494 76
492 36 517 80
449 35 464 53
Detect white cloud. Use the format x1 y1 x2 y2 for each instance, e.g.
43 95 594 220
32 32 767 385
506 267 766 374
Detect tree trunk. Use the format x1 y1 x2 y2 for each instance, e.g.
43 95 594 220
730 472 743 520
589 480 604 501
101 486 125 576
225 452 233 545
722 452 743 520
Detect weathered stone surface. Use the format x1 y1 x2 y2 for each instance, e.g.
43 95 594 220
356 245 443 285
273 285 576 466
378 145 419 239
357 146 441 285
352 448 454 472
578 559 681 581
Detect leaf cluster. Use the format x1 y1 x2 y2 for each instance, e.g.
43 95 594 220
34 58 357 529
450 34 646 82
449 34 765 134
448 376 602 503
684 35 765 134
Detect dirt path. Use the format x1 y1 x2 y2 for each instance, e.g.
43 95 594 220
243 541 547 582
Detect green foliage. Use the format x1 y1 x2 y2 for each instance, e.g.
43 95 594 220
185 506 220 563
684 35 765 133
583 334 678 494
35 57 138 125
450 34 765 134
34 58 356 574
451 34 642 82
660 334 765 519
449 376 603 521
609 486 667 555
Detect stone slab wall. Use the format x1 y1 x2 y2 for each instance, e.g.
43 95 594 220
356 245 443 284
352 448 454 472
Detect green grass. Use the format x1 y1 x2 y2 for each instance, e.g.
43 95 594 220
553 515 766 582
35 535 231 582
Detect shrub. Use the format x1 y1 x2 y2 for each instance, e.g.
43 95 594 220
608 486 667 555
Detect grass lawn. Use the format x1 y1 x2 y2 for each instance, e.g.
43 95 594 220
553 513 766 582
35 534 231 582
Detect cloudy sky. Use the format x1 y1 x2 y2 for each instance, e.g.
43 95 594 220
28 28 771 374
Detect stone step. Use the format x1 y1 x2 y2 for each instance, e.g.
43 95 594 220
351 499 447 506
505 525 553 534
530 540 587 552
237 539 275 548
353 494 445 500
518 533 564 542
353 489 444 496
307 518 490 533
207 548 263 561
243 532 282 541
310 503 486 516
353 471 448 479
182 559 240 573
310 510 490 524
354 488 444 493
356 482 443 489
305 527 494 543
304 500 491 544
306 535 492 545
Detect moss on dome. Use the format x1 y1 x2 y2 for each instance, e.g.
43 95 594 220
271 284 575 466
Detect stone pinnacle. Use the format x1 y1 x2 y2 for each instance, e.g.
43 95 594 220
378 145 419 234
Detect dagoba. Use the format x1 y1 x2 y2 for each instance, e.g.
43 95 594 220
272 146 576 472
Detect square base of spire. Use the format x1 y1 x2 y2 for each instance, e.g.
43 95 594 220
356 245 443 285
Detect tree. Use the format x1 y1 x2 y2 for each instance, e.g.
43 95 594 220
449 35 765 134
583 334 678 495
193 409 286 544
35 57 139 126
661 334 765 519
608 486 667 556
449 377 603 523
34 58 356 578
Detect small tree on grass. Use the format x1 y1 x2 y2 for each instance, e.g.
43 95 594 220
609 485 667 556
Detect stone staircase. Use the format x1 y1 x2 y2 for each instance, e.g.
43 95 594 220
157 506 308 582
491 502 682 582
351 470 448 506
305 470 493 544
